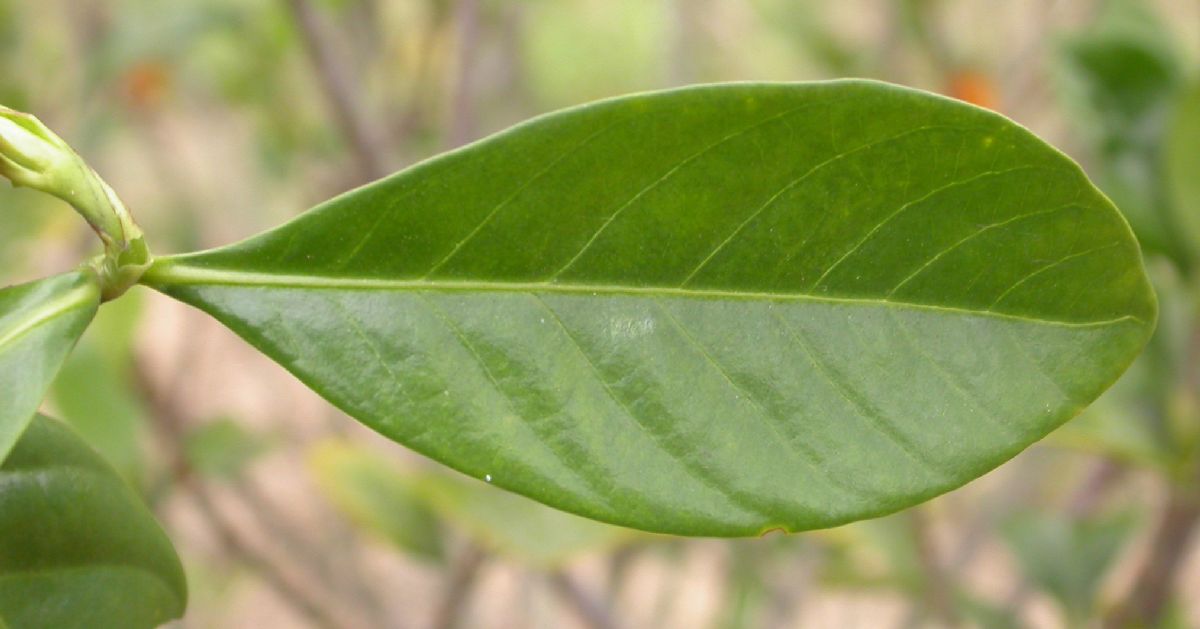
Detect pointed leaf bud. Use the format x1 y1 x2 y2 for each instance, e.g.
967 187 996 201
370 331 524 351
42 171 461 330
0 106 149 299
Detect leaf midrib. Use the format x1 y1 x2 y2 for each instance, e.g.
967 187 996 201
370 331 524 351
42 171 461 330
142 261 1144 329
0 281 96 350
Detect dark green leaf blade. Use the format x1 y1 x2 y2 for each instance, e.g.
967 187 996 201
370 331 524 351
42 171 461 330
0 272 100 462
0 414 186 629
142 81 1156 535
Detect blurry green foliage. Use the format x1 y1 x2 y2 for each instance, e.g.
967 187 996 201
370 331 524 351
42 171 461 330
749 0 863 77
1056 0 1187 269
311 442 634 568
955 596 1022 629
0 0 27 110
50 288 147 484
184 418 270 481
310 441 445 563
0 189 71 280
416 467 635 568
523 0 667 106
1001 511 1137 624
816 513 925 592
1053 0 1200 482
716 535 808 629
1165 82 1200 263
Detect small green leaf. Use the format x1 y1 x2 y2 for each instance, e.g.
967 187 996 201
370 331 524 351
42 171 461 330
0 272 100 462
0 414 186 629
143 81 1156 535
310 442 444 562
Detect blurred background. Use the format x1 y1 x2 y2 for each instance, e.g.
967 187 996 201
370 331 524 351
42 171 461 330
2 0 1199 627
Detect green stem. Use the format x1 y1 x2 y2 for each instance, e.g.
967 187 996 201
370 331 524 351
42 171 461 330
1 105 151 300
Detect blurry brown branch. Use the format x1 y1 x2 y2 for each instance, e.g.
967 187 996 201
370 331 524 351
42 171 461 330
1066 458 1126 519
446 0 481 149
237 470 395 628
285 0 390 181
390 9 445 148
430 542 488 629
134 311 389 629
134 357 349 629
901 507 960 629
1102 307 1200 626
549 571 619 629
667 0 702 86
1103 467 1200 628
1000 457 1126 620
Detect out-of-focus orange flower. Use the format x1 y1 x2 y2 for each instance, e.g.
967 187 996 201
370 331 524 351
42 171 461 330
946 69 999 111
122 61 171 110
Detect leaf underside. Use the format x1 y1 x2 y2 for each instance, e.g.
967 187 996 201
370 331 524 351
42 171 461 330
0 415 186 629
144 81 1156 535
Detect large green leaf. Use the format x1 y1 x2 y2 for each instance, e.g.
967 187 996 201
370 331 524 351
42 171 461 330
0 271 100 463
143 81 1156 535
0 414 186 629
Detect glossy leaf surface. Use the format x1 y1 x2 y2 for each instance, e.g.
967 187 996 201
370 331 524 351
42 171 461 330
144 81 1156 535
0 272 99 463
0 415 186 629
